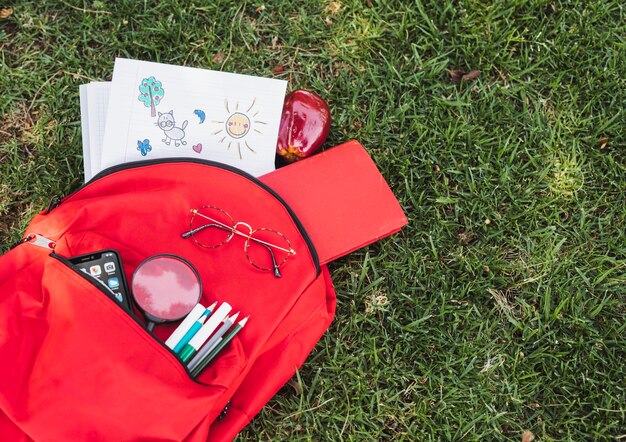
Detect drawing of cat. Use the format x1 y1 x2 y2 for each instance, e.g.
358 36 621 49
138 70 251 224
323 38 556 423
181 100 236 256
156 111 188 146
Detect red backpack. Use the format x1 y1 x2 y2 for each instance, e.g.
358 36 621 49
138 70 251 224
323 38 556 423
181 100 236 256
0 159 336 441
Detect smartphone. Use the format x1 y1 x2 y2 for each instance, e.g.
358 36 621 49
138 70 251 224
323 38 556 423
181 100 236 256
69 249 133 315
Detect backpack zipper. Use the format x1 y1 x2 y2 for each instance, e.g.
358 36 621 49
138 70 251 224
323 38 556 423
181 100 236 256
44 159 321 275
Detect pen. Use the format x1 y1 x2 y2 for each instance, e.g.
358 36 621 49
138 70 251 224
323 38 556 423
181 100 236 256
173 302 218 354
165 302 212 350
178 302 232 364
187 312 239 371
190 316 248 377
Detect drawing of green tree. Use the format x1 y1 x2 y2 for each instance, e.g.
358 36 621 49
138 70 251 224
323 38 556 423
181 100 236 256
138 77 164 117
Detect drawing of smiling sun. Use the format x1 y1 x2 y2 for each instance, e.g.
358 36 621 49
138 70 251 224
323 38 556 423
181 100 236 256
212 98 267 159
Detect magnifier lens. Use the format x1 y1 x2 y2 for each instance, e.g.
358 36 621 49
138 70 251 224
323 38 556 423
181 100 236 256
132 255 202 330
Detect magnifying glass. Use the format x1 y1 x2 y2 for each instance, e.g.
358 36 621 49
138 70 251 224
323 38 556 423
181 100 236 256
131 254 202 331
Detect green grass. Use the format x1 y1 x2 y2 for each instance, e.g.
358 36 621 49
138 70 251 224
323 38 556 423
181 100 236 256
1 1 625 440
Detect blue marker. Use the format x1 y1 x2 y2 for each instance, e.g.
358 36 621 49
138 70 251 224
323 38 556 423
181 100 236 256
173 302 218 354
164 302 216 351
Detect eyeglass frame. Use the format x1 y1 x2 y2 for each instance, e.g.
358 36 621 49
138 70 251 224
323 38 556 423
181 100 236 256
181 205 296 278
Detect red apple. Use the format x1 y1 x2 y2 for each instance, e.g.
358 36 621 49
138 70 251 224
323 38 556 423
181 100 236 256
276 90 331 163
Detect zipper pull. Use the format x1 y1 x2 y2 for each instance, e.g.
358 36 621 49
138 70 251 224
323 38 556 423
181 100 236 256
23 233 57 251
44 195 63 214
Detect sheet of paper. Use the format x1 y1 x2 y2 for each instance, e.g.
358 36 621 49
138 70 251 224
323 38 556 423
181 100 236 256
79 84 92 181
86 82 111 180
100 58 287 177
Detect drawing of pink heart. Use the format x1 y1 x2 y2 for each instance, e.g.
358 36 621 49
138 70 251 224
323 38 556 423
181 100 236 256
193 143 202 153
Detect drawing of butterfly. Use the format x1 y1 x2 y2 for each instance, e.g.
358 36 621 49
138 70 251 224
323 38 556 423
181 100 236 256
137 139 152 156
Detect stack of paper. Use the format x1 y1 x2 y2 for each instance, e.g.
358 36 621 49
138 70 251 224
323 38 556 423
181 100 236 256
80 58 288 181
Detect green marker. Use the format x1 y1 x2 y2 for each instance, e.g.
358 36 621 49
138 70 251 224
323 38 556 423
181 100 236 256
190 316 248 377
187 312 239 372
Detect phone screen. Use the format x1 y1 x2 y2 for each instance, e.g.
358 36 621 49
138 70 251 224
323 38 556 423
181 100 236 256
69 250 132 315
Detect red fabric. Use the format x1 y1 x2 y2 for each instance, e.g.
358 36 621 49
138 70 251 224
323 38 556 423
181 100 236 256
207 266 336 441
261 140 408 264
0 162 333 441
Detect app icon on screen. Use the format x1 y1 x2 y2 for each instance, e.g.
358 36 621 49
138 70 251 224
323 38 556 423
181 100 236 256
90 265 102 276
108 277 120 289
104 262 116 273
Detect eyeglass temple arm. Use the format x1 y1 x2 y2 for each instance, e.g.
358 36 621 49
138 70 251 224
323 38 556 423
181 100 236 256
259 242 281 278
181 223 232 239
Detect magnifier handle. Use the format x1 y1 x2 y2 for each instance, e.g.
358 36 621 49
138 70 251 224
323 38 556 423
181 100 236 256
146 321 156 332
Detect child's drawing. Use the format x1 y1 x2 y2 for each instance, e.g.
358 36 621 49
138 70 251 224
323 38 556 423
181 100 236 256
138 77 164 117
212 98 267 159
136 139 152 156
193 109 206 124
101 59 288 177
157 110 188 146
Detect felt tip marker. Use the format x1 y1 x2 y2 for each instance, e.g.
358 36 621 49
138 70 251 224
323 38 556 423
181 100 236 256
187 312 239 371
178 302 232 364
190 316 248 377
164 303 205 349
173 302 218 354
165 302 213 350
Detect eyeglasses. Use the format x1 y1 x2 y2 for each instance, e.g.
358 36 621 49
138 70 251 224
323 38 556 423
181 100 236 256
181 206 296 278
